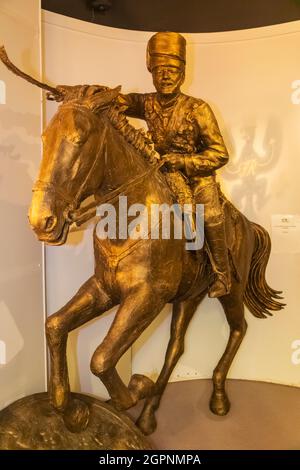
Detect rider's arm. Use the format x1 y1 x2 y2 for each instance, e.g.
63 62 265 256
116 93 146 119
184 102 229 177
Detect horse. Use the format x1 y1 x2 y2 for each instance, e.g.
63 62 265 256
27 84 284 435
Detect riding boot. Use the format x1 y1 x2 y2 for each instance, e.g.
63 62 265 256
205 220 231 298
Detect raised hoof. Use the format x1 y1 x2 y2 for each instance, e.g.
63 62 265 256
136 409 157 436
106 394 135 412
106 374 155 412
128 374 156 402
63 398 90 433
209 391 231 416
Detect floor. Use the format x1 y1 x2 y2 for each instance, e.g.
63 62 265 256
128 379 300 450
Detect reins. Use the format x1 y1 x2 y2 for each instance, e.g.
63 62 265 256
33 98 165 227
68 160 165 226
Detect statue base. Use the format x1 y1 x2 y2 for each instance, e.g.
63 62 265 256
0 392 152 450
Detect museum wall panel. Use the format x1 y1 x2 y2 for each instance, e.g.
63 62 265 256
42 10 300 393
0 0 46 409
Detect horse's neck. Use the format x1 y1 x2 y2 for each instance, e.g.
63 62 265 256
99 118 171 207
93 117 178 251
101 121 144 187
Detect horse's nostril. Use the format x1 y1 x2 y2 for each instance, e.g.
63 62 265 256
44 216 57 232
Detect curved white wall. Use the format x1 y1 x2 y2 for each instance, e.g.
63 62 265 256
42 11 300 394
0 0 45 409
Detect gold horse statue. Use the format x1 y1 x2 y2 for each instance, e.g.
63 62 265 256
0 48 284 436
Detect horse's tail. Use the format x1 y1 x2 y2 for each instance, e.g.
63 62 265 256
244 222 285 318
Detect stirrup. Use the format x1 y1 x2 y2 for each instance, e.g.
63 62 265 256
208 273 231 298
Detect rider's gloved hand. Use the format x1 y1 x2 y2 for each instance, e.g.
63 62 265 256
161 153 185 171
46 85 73 101
46 84 97 102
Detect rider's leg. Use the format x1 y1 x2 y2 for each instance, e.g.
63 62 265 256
194 177 231 298
165 171 196 237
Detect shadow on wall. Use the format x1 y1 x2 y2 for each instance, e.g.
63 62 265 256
0 195 44 408
222 118 282 221
0 107 40 136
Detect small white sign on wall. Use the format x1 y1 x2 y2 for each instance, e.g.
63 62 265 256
0 80 6 104
291 80 300 104
291 339 300 365
0 340 6 365
271 214 300 253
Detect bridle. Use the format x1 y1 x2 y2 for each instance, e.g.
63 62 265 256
33 161 164 227
70 159 165 226
33 101 165 227
32 122 107 224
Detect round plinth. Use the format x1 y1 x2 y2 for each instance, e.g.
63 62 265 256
0 392 152 450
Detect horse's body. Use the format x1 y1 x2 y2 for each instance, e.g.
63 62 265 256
28 86 284 434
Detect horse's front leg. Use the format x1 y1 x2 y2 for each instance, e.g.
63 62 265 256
46 275 113 431
90 288 166 411
136 294 205 435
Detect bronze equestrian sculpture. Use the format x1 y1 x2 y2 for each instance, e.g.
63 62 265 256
0 34 284 437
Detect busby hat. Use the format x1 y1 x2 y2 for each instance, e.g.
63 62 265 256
146 32 186 72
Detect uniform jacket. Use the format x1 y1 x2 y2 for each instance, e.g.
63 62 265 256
120 92 229 184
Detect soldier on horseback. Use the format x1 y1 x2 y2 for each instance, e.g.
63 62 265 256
0 40 284 438
119 32 231 298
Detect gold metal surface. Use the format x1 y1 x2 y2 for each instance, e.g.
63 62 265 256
0 393 152 450
0 33 284 444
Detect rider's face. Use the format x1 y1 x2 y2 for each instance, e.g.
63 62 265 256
152 65 185 95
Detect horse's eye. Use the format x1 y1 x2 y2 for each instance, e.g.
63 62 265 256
71 135 86 146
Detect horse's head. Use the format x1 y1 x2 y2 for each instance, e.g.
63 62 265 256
28 85 120 245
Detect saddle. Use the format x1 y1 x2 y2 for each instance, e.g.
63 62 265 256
164 170 242 283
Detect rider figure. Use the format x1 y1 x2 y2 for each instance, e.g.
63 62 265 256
48 32 231 298
119 32 231 298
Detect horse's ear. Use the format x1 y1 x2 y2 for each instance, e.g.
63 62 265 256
87 85 121 113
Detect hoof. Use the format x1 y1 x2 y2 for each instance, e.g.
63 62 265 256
128 374 155 402
63 398 90 433
136 409 157 436
106 375 155 412
106 394 135 412
209 391 231 416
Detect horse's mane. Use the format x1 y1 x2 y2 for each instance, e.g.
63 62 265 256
62 84 158 164
106 105 158 163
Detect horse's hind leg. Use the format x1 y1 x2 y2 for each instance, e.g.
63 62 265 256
136 294 205 435
90 288 166 412
46 275 113 431
210 285 247 416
